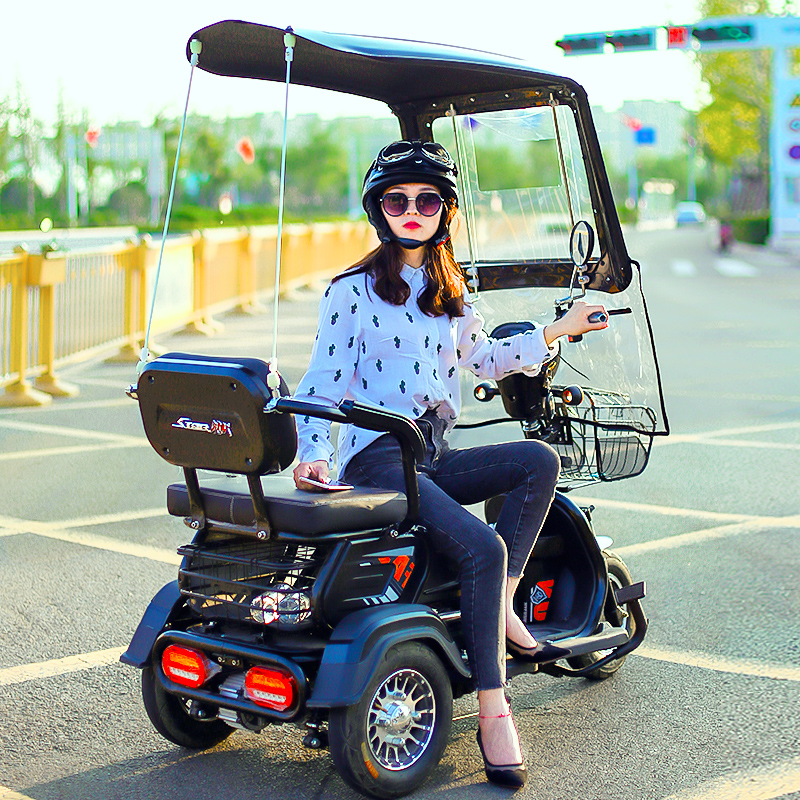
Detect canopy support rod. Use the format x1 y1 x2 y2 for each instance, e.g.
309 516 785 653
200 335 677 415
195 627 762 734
266 29 296 394
136 39 201 377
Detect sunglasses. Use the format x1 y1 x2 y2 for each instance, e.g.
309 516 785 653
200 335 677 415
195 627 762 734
376 140 456 171
380 192 444 217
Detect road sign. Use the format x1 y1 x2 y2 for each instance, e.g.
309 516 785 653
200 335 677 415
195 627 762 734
636 128 657 145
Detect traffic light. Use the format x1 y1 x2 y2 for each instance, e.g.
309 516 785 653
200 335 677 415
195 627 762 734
606 28 657 52
666 26 691 49
692 23 754 44
555 35 605 55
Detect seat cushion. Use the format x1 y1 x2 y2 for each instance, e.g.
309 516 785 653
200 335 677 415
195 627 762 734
167 474 407 536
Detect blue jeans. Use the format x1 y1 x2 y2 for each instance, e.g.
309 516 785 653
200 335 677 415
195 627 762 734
342 417 561 691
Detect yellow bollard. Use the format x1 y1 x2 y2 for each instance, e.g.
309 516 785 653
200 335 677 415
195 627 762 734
185 230 223 335
0 247 53 407
108 237 149 363
30 245 79 398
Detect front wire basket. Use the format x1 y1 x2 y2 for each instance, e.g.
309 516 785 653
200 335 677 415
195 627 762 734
550 389 657 489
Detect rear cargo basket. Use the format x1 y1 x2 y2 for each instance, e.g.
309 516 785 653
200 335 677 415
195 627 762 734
178 533 331 630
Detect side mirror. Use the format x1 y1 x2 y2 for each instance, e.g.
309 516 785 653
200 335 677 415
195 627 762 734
474 382 499 402
569 220 595 268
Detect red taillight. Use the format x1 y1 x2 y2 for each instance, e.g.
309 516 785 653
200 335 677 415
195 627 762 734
161 645 218 689
244 666 297 711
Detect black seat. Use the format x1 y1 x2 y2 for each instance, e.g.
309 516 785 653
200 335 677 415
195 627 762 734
167 474 407 536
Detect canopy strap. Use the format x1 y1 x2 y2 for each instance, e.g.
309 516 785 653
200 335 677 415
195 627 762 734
266 29 297 395
136 39 202 377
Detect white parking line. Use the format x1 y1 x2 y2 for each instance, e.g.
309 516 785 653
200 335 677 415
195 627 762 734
715 257 760 277
635 646 800 683
0 418 144 443
671 259 697 276
614 517 800 557
656 421 800 447
571 497 800 556
0 510 179 565
572 495 760 523
661 755 800 800
0 441 150 462
0 785 36 800
0 647 126 687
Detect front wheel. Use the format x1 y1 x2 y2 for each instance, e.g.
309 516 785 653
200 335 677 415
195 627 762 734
567 550 637 681
141 666 233 749
328 642 453 799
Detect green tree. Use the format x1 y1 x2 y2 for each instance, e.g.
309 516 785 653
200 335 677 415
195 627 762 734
695 0 776 212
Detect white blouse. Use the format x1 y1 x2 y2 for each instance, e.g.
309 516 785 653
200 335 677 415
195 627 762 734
294 264 558 474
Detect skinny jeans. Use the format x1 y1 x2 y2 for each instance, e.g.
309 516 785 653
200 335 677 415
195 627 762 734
342 415 561 691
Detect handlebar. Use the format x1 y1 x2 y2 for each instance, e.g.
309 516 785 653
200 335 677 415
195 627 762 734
268 397 426 521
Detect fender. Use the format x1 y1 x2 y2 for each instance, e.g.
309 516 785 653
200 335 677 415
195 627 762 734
120 581 184 668
307 604 470 709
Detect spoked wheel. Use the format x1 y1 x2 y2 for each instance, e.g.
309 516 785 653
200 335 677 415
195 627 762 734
141 666 233 749
329 642 452 799
568 550 637 681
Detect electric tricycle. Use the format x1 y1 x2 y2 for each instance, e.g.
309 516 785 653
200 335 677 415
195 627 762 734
121 21 669 799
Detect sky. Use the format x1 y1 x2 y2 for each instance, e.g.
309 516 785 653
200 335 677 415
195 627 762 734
0 0 734 128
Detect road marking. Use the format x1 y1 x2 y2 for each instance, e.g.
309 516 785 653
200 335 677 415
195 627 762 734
635 646 800 683
666 438 800 451
655 421 800 447
661 755 800 800
667 390 800 404
0 418 148 461
0 785 36 800
613 517 800 557
571 495 760 524
0 441 150 462
715 257 760 277
0 647 126 687
0 418 143 443
572 497 800 556
671 259 697 276
0 396 131 415
0 511 179 565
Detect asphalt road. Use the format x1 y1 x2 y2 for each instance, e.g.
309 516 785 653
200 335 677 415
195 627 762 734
1 225 799 800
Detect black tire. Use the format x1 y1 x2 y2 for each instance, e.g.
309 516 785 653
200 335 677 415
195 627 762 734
141 666 233 749
568 550 637 681
328 642 453 799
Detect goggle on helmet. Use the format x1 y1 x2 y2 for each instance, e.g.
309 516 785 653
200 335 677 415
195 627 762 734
362 140 459 249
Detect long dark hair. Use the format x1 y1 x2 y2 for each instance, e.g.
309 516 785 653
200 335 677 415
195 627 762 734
333 200 465 319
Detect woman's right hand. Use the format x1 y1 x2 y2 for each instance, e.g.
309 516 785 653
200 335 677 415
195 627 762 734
293 459 330 490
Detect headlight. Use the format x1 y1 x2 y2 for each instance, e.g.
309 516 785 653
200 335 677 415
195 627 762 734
250 582 312 628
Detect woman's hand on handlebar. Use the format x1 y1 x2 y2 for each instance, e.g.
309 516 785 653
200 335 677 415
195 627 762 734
544 301 608 345
293 459 330 491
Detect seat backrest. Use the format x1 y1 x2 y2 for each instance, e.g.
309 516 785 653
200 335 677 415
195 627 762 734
137 352 297 475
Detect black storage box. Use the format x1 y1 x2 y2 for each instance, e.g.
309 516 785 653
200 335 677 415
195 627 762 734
137 353 297 475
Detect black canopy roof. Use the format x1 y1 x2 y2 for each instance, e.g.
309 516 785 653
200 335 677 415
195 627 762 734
186 20 580 107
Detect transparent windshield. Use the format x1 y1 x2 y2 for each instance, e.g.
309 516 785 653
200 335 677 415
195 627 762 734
433 106 597 264
456 270 666 431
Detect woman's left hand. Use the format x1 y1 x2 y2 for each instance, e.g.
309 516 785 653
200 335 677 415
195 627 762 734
543 301 608 345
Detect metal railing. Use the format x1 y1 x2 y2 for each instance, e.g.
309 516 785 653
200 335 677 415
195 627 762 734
0 222 376 406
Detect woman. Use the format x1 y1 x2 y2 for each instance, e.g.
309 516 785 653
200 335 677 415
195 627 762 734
292 140 607 788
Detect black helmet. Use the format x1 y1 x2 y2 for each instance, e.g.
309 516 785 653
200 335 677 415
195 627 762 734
362 140 459 249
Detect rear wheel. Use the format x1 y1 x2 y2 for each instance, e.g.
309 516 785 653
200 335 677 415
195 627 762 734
567 550 636 680
328 642 452 799
142 666 233 749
